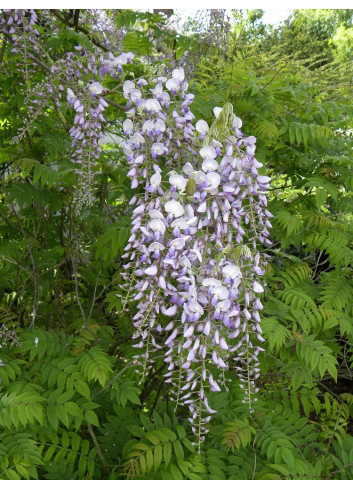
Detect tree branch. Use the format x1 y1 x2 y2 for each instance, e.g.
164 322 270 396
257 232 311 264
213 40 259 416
87 422 109 476
102 97 128 112
50 9 109 52
73 9 80 31
12 206 38 329
92 360 136 398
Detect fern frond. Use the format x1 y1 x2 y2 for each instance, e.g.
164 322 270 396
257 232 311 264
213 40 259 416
0 305 18 329
39 431 97 480
221 419 255 452
280 264 312 288
261 317 291 350
0 391 45 429
306 231 353 266
304 212 348 233
123 417 195 478
0 432 43 480
78 347 113 387
296 335 338 380
319 272 353 310
276 210 303 237
256 120 279 141
278 288 316 310
289 122 333 146
291 306 334 333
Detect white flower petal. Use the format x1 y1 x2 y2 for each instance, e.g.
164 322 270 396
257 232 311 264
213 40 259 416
149 219 166 233
150 173 161 186
218 299 231 312
213 107 222 118
191 248 203 262
165 200 184 217
179 256 191 268
145 265 157 276
258 175 271 185
148 209 164 219
123 80 135 96
142 120 154 132
232 116 242 129
67 88 75 99
202 158 218 172
202 278 222 287
113 54 127 65
193 171 207 184
183 162 194 175
130 89 142 102
172 67 185 81
151 143 166 155
253 282 264 293
222 264 242 279
169 174 187 190
206 172 221 189
145 99 162 113
184 325 194 337
133 204 145 215
148 242 165 252
89 82 103 95
163 305 177 317
211 285 229 300
166 78 179 91
170 238 186 250
200 146 217 159
171 218 188 229
155 119 166 132
196 119 209 134
123 119 133 134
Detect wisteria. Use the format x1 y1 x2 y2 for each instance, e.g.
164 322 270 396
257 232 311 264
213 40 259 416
66 81 107 211
1 9 134 211
119 67 272 447
0 9 39 50
1 10 272 446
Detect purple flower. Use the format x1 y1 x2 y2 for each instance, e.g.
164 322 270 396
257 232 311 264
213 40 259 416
119 65 272 443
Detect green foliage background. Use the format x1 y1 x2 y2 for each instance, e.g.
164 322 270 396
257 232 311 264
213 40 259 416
0 9 353 480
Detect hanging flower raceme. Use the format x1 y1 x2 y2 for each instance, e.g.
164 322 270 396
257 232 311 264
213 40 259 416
0 9 39 50
120 66 272 448
61 50 134 211
1 9 136 212
66 82 107 211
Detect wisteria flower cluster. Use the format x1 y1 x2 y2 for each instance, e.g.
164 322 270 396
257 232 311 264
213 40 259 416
63 49 135 211
1 9 136 211
119 67 272 447
0 9 39 50
66 81 107 210
1 12 272 445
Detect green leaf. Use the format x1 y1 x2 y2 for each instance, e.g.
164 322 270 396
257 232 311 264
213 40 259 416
65 402 82 417
291 371 302 391
163 442 172 467
281 447 295 467
316 188 327 208
173 440 184 460
85 410 99 427
75 380 90 399
170 463 183 480
15 463 29 479
154 445 163 472
269 464 290 477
